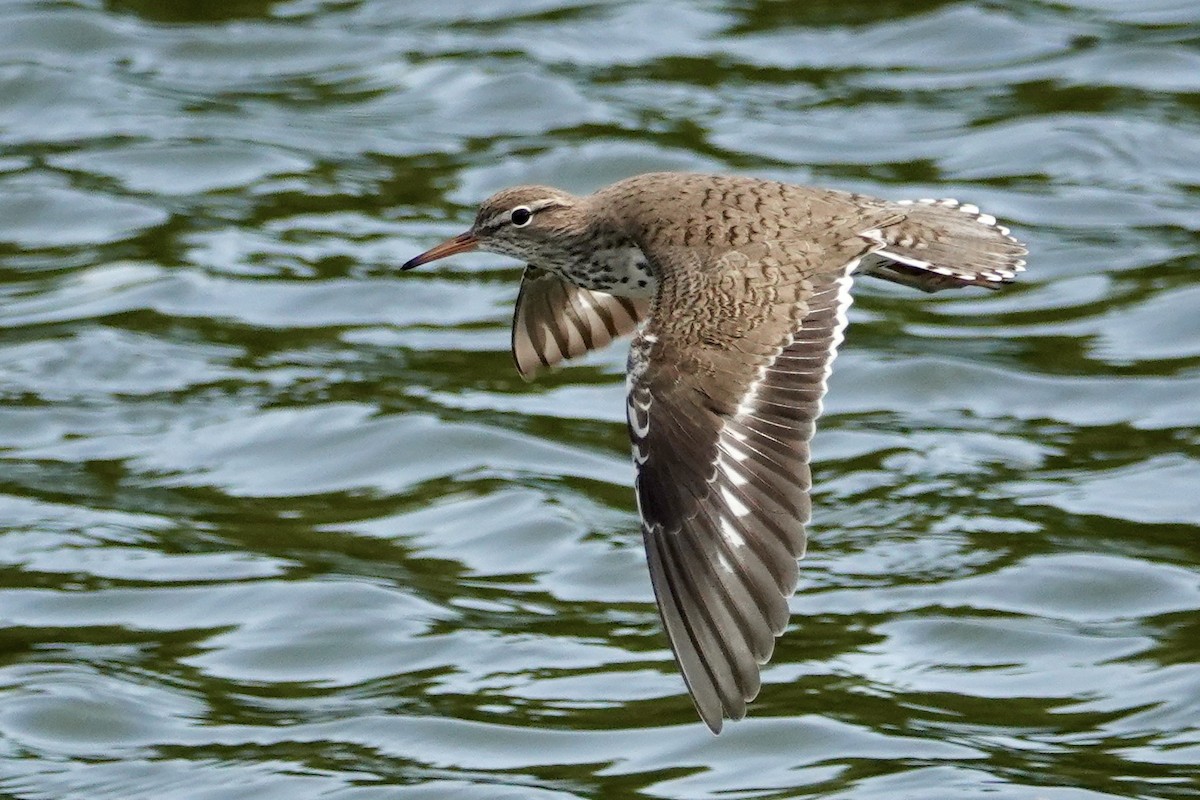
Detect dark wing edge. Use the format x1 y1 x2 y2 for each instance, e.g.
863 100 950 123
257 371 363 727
630 267 857 733
511 267 649 380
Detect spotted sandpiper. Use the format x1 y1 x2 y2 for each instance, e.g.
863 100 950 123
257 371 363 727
403 172 1026 733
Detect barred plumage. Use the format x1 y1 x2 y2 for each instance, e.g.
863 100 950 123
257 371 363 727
402 171 1028 733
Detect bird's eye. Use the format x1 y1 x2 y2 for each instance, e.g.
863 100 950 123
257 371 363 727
509 206 533 227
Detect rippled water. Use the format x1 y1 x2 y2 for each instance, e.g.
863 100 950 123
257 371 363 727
2 1 1198 797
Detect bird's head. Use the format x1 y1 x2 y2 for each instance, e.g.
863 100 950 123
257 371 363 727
402 185 580 271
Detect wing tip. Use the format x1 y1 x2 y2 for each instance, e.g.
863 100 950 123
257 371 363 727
701 708 724 735
512 354 540 381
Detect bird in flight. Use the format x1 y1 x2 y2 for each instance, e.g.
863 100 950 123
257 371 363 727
402 172 1027 733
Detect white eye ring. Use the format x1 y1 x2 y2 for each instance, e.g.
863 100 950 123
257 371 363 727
509 206 533 227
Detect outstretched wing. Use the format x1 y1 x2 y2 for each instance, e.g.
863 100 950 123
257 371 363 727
511 267 649 380
628 249 861 733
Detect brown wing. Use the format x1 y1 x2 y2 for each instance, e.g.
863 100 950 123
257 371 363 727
627 250 861 733
511 267 648 380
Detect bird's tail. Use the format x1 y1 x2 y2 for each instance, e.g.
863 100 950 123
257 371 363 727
858 199 1027 292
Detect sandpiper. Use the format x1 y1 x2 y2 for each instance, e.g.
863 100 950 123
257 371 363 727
402 172 1026 733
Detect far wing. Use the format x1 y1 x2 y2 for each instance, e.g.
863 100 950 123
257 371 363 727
511 267 648 380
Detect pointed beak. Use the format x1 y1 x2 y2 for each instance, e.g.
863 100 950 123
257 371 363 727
401 231 478 271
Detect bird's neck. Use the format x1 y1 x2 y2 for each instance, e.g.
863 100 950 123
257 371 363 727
537 214 658 298
559 244 657 298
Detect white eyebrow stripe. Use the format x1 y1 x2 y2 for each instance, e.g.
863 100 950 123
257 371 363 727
528 198 565 213
479 198 568 232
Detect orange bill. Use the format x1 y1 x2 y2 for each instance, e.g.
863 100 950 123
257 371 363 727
401 231 478 270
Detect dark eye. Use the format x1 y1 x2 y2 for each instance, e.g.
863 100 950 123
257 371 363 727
509 206 533 227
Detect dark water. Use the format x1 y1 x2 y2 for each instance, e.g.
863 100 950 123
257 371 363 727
2 1 1199 798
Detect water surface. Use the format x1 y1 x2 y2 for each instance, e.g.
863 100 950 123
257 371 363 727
1 1 1198 798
